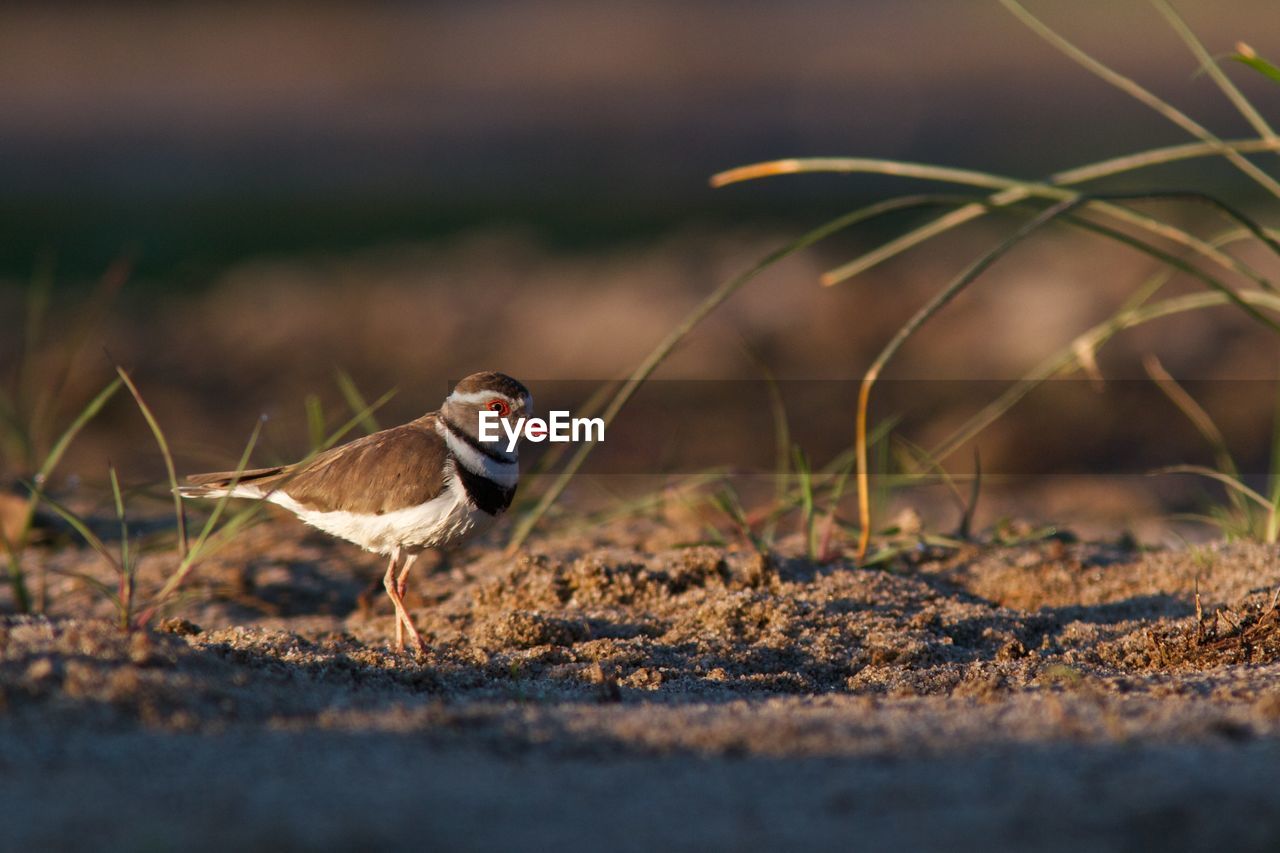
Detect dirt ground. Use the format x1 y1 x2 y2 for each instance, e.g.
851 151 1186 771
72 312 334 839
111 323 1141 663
4 510 1280 852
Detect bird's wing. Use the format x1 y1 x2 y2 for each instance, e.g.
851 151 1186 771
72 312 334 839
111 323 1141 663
183 416 450 514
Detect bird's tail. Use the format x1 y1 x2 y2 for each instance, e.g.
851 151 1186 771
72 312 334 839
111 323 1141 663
176 465 287 500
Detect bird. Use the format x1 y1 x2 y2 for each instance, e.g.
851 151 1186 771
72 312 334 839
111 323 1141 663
177 371 532 654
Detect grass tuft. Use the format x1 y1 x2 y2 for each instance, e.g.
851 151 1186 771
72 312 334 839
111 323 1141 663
706 6 1280 560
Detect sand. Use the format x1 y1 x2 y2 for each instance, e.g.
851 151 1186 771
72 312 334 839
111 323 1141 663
5 516 1280 851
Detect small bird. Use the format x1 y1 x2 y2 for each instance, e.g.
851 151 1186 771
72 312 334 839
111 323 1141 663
178 371 532 654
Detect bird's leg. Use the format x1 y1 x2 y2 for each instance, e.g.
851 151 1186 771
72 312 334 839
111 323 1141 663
383 547 428 656
396 552 428 655
396 552 419 599
383 546 409 652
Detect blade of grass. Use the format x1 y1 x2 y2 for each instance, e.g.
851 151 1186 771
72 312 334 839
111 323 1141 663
305 394 326 452
730 137 1278 286
1157 464 1273 511
816 450 858 561
1233 43 1280 85
555 470 727 534
1064 206 1279 336
52 567 130 622
713 158 1276 291
1001 0 1280 199
7 255 56 469
960 449 982 540
1267 382 1280 544
893 435 973 521
854 197 1082 559
141 415 267 622
745 355 791 544
28 483 121 573
1143 355 1239 476
517 377 619 491
34 377 123 489
157 384 398 606
108 465 135 628
710 484 767 556
926 229 1272 464
320 389 397 451
504 194 972 552
1144 353 1251 529
792 446 816 560
3 376 122 611
1152 0 1279 150
334 368 382 434
116 367 186 560
934 288 1280 462
1056 137 1280 184
1268 380 1280 511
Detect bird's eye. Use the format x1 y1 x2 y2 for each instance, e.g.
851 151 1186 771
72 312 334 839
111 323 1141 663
487 399 510 417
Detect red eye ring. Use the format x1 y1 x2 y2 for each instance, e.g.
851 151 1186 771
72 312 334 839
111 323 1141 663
487 399 510 417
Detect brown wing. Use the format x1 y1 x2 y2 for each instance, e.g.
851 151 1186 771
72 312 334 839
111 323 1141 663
273 416 450 513
185 415 449 514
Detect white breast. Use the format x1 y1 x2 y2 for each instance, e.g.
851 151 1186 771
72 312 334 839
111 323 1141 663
267 475 489 556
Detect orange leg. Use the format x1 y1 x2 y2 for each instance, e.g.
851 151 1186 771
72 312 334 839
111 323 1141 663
396 552 419 599
383 547 427 655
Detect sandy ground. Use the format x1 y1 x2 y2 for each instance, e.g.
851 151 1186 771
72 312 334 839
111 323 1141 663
6 514 1280 851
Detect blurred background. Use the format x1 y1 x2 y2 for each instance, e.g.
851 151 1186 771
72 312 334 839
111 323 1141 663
2 0 1279 538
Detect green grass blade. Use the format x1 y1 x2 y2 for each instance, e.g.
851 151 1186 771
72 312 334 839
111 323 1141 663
928 288 1280 467
1000 0 1280 199
718 138 1278 285
1064 211 1279 335
557 470 726 533
852 197 1082 555
335 368 382 434
751 360 791 543
116 367 186 559
517 378 617 490
108 465 135 628
35 377 122 486
1156 465 1272 511
305 394 326 452
147 384 396 623
145 416 266 619
792 446 816 560
27 482 121 573
1152 0 1279 148
4 375 123 611
48 566 129 622
1144 354 1250 526
893 435 970 518
1268 384 1280 507
1054 137 1280 184
709 484 764 555
714 158 1274 291
1144 355 1239 477
504 195 970 552
177 417 266 572
1265 383 1280 544
1233 45 1280 85
320 389 397 451
109 466 129 573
